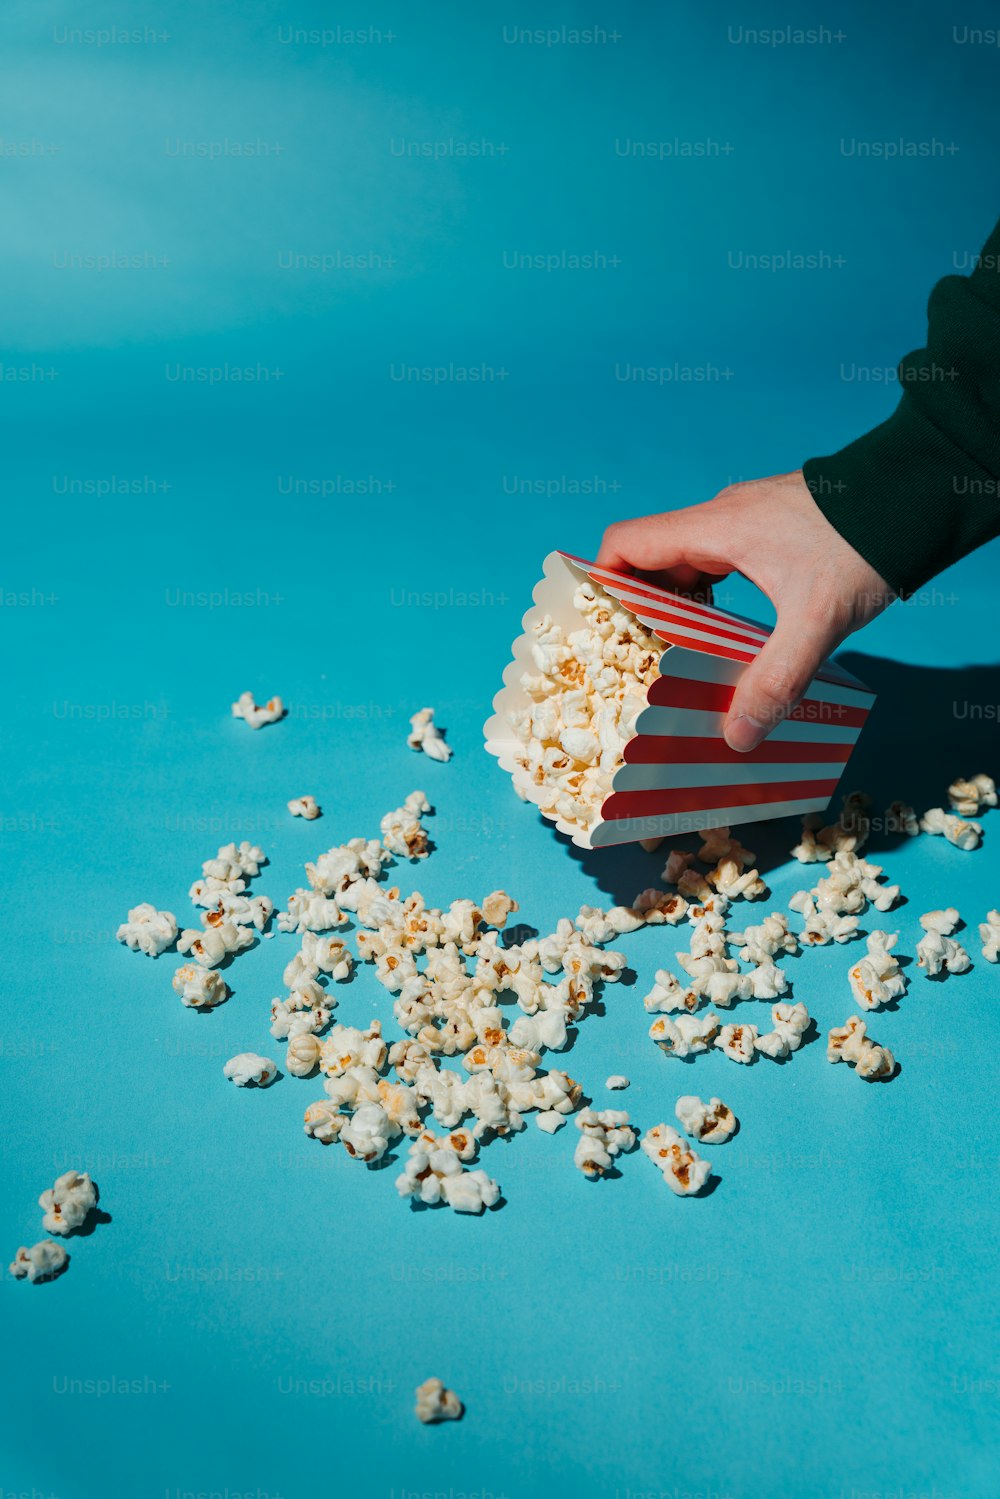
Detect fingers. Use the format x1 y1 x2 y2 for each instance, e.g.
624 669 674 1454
598 509 706 574
723 608 841 753
596 509 735 593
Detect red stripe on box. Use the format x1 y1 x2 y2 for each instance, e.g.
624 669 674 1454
625 603 769 650
623 735 853 766
602 778 840 820
576 558 771 639
646 675 869 729
565 553 868 692
648 630 756 663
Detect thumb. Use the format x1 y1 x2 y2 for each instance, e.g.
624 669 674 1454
723 609 840 753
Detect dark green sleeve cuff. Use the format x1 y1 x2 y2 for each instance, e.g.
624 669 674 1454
803 215 1000 598
802 394 1000 599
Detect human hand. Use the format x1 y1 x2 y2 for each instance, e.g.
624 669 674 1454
596 471 894 751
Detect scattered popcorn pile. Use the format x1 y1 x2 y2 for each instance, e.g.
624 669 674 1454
118 840 273 1016
506 580 664 835
792 780 995 859
101 730 1000 1419
108 762 996 1236
9 1170 103 1285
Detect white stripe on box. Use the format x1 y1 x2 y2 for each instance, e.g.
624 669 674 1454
659 647 874 708
634 704 861 745
634 610 765 658
588 569 772 642
588 559 873 695
612 760 848 792
604 585 771 645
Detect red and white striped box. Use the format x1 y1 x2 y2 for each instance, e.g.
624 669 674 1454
484 550 875 849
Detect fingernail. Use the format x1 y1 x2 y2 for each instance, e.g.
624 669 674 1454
724 714 766 753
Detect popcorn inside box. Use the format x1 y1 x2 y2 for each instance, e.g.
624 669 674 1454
484 551 875 849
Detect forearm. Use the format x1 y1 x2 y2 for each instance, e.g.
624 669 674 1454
803 216 1000 598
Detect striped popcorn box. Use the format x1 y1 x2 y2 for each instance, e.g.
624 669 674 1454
484 549 875 849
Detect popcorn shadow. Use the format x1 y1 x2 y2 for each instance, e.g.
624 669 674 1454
325 965 359 988
696 1173 723 1198
212 934 262 971
556 816 802 909
404 1196 505 1214
74 1207 112 1238
369 1148 402 1172
596 1164 627 1182
243 1070 283 1087
836 651 1000 850
797 1016 822 1051
38 1255 71 1283
501 923 539 948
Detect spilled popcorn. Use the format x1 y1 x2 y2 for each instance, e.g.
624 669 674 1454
574 1109 636 1178
9 1240 68 1283
641 1124 712 1195
916 909 971 978
288 795 321 820
231 691 285 729
948 773 996 817
172 965 228 1009
980 910 1000 963
408 707 452 763
224 1053 278 1087
116 903 177 957
415 1377 463 1423
920 807 983 850
827 1017 895 1081
847 931 906 1010
39 1171 97 1236
108 768 995 1237
506 579 663 836
674 1095 736 1143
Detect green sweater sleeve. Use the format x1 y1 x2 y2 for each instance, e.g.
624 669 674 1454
802 217 1000 598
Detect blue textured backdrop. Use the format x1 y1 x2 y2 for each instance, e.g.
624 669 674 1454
2 2 999 1497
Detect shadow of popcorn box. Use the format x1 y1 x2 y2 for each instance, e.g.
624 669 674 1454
484 550 875 848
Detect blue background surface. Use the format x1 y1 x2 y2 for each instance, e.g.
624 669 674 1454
2 2 998 1496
